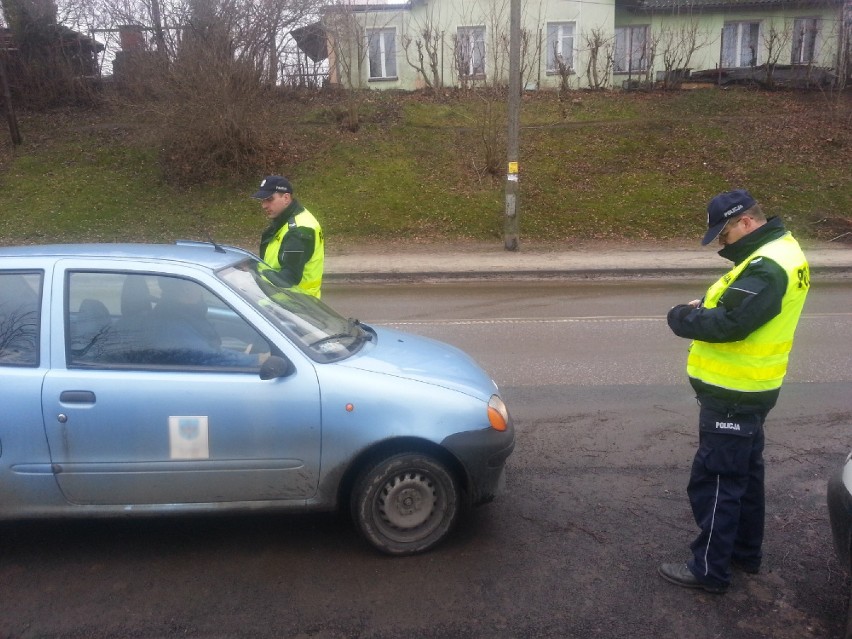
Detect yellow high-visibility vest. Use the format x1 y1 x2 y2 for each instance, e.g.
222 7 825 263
687 233 809 392
262 209 325 299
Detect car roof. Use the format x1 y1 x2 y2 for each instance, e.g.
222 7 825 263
0 241 256 270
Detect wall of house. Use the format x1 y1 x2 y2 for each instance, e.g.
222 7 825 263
529 0 617 90
331 0 617 91
615 5 845 85
330 0 844 91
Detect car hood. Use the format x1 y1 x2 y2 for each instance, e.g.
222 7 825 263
337 326 497 400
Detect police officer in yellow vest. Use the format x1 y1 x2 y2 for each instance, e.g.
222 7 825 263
659 189 809 594
252 175 325 298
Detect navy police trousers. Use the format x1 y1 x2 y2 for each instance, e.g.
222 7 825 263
687 405 767 587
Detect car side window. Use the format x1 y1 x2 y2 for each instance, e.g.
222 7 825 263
0 271 42 367
67 272 272 371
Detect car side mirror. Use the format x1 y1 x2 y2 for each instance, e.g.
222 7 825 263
259 355 294 380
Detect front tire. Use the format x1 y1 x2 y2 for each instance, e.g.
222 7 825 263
352 452 460 555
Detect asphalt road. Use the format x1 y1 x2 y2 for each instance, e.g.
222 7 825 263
1 280 849 639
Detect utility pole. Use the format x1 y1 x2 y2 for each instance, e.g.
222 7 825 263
504 0 521 251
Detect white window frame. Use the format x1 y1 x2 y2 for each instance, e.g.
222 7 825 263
791 17 819 64
367 28 397 80
546 22 576 73
721 21 760 68
614 25 650 73
456 26 486 78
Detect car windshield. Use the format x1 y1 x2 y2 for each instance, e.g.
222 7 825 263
217 260 370 362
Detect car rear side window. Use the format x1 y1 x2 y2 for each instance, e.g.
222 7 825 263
0 271 42 367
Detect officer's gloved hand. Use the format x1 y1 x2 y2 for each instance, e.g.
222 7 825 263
667 304 694 323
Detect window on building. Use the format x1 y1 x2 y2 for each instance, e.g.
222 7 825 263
456 26 486 77
614 25 650 73
367 28 397 79
721 22 760 68
546 22 576 73
791 18 819 64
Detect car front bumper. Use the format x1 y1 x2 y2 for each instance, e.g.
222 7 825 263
442 425 515 506
827 459 852 574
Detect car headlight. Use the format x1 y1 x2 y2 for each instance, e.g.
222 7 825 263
487 395 510 432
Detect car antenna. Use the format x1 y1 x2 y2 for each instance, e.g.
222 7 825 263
207 235 226 253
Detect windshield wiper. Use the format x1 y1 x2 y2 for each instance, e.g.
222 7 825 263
308 318 367 349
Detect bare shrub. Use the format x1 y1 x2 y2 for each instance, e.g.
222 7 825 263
109 0 310 185
54 0 324 182
156 51 274 184
158 92 271 185
465 87 504 178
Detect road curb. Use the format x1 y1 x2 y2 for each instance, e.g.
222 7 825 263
325 265 852 284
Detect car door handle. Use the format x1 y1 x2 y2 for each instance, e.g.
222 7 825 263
59 390 96 404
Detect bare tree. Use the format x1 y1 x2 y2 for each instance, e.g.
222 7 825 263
58 0 178 62
581 26 613 90
517 25 537 91
324 2 366 130
518 0 543 91
759 20 792 88
495 23 537 93
550 38 575 114
643 33 657 85
484 0 508 87
152 0 271 183
401 5 442 90
78 0 320 181
325 3 366 86
1 0 102 106
2 0 56 29
323 1 396 130
53 0 320 84
657 20 708 89
451 29 481 90
818 11 851 146
552 47 573 91
840 4 851 91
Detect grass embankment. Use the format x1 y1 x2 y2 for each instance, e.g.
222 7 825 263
1 88 850 248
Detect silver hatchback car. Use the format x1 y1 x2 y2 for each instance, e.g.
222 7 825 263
0 242 514 555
